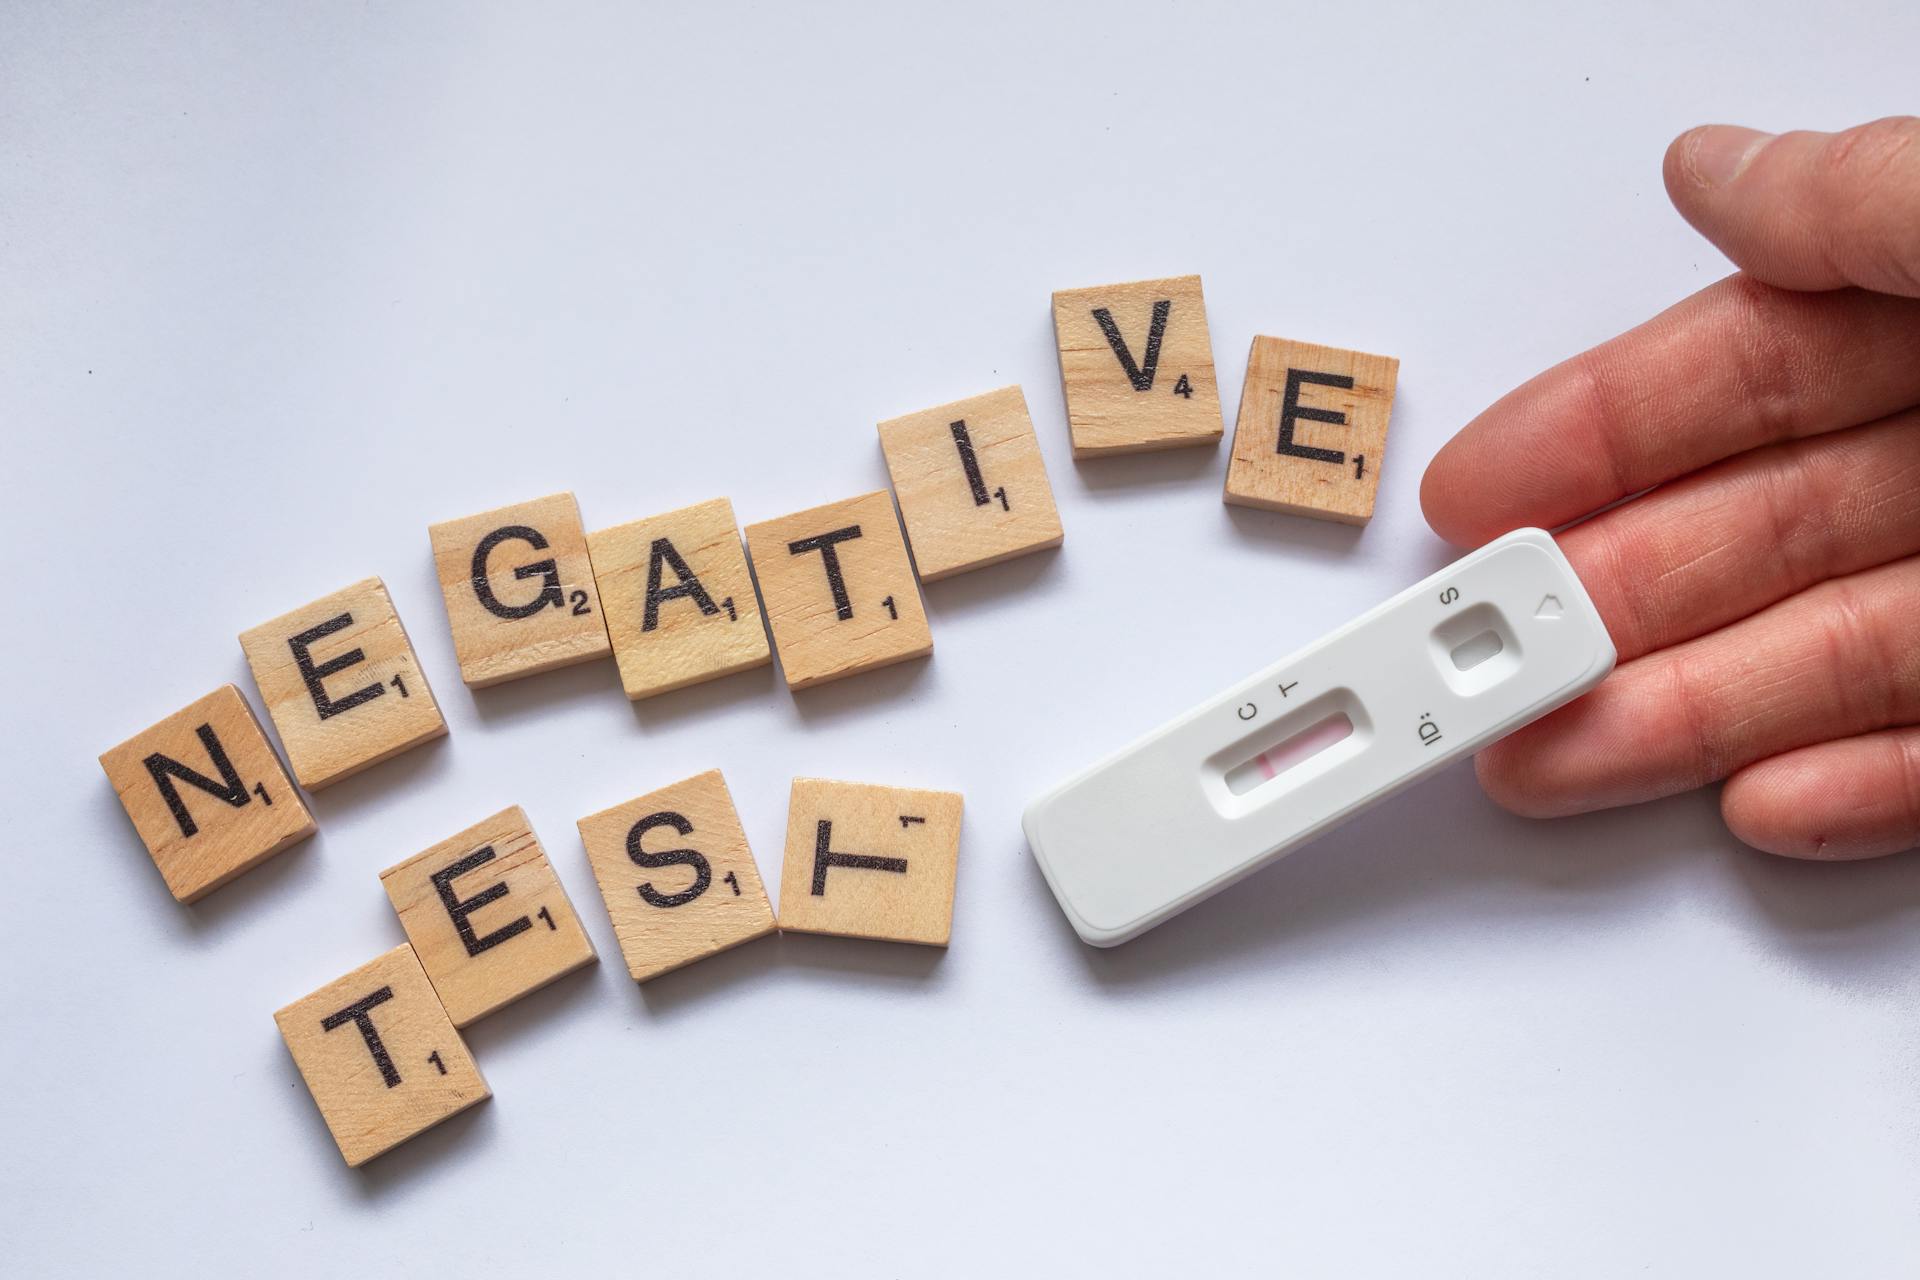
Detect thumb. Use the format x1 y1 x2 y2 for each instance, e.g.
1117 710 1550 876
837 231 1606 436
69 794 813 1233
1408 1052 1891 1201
1664 117 1920 297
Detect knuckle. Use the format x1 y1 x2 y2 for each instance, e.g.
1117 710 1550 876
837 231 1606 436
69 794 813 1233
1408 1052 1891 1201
1719 277 1818 442
1567 346 1637 497
1581 515 1651 655
1819 118 1920 292
1814 578 1897 725
1865 228 1920 297
1820 116 1920 187
1894 735 1920 847
1750 443 1831 583
1665 648 1731 784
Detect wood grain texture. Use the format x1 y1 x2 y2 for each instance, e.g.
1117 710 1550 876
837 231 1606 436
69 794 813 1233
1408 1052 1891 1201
98 684 316 903
428 491 612 687
576 769 776 982
379 806 597 1026
743 491 932 689
1224 335 1400 524
273 944 490 1167
1051 273 1223 457
878 385 1064 581
587 497 770 700
776 777 963 946
238 577 447 790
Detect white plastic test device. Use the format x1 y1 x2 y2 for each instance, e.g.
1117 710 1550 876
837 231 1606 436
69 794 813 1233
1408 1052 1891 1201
1023 528 1617 947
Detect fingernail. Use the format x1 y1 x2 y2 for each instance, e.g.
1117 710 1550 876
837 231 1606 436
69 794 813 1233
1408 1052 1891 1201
1683 125 1775 186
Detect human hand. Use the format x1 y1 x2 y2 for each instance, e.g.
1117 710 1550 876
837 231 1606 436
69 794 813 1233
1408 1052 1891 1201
1420 118 1920 858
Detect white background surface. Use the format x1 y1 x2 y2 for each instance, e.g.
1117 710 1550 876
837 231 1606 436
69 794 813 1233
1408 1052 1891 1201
6 3 1918 1274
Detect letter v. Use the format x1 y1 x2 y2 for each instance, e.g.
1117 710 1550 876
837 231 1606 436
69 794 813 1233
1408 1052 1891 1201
1090 299 1170 392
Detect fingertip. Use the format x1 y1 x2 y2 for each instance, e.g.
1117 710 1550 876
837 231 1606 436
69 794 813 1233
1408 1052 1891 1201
1418 437 1478 546
1721 732 1920 860
1473 739 1570 820
1662 126 1706 201
1720 766 1836 859
1418 354 1620 548
1665 124 1775 194
1664 125 1776 243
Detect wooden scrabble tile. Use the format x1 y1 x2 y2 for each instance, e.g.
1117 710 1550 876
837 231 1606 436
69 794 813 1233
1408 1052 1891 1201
1224 336 1400 525
743 491 932 689
878 385 1065 581
577 769 776 982
274 943 489 1167
98 684 316 903
587 498 770 700
379 806 597 1026
239 577 447 790
1051 273 1223 458
428 491 612 688
776 778 963 946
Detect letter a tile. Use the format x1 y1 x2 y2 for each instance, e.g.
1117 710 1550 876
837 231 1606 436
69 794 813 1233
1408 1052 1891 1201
577 769 776 982
379 806 597 1027
239 577 448 790
274 944 489 1167
1051 273 1223 458
428 491 612 687
1224 335 1399 524
878 385 1065 581
587 498 771 700
743 492 932 689
776 778 963 946
99 684 316 902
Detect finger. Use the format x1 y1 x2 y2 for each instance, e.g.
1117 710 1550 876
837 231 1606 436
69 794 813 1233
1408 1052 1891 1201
1559 408 1920 662
1421 276 1920 545
1665 118 1920 297
1721 727 1920 859
1473 555 1920 817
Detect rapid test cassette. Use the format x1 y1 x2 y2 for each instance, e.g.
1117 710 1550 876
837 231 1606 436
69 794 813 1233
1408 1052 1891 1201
1023 528 1616 947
